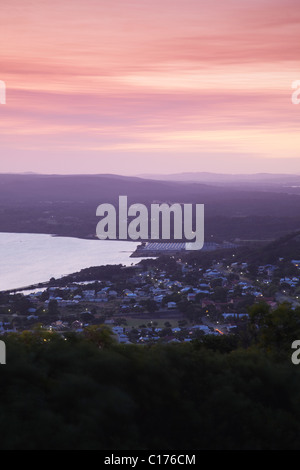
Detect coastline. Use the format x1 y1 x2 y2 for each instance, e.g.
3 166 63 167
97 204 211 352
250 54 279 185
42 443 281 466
0 233 148 293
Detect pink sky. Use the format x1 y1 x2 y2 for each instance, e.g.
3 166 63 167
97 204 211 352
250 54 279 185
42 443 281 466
0 0 299 175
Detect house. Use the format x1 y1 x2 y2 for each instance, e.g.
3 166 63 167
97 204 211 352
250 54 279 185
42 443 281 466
167 302 177 309
187 293 196 302
191 325 211 334
82 290 95 300
108 290 118 298
112 326 124 335
292 260 300 267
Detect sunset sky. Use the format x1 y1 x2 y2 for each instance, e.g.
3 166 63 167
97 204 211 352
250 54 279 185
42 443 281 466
0 0 299 175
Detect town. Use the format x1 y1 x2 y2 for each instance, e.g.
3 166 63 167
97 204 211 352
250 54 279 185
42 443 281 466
1 237 299 346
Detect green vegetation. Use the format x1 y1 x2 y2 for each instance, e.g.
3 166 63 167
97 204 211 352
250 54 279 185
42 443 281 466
1 302 300 450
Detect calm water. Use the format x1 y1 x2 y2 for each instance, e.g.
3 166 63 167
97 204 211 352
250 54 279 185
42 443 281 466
0 233 146 291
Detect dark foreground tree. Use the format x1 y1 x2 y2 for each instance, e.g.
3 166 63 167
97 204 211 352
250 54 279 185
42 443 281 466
1 328 300 450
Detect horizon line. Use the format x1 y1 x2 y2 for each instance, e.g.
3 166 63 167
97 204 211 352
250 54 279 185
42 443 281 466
1 171 300 177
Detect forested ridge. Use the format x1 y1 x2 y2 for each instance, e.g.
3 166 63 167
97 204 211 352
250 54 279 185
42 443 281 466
1 173 300 241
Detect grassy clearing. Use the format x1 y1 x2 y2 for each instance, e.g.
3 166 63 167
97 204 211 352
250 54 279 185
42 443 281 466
122 316 191 329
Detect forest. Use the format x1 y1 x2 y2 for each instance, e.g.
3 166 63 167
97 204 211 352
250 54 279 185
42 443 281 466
1 302 300 450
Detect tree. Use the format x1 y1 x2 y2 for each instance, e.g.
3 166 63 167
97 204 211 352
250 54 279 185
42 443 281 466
211 287 227 302
80 311 95 323
143 299 158 314
48 299 59 315
249 302 300 358
83 325 116 349
14 296 32 315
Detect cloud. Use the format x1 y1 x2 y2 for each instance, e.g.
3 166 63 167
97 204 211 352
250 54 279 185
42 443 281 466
0 0 299 174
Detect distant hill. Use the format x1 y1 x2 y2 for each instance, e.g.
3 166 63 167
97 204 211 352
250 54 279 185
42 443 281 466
138 171 300 183
242 231 300 265
1 172 300 211
138 172 300 194
1 173 300 241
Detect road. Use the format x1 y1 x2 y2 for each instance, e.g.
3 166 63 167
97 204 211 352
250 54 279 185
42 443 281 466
201 315 227 335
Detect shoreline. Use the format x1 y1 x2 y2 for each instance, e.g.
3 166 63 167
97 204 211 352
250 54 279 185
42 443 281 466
0 232 150 294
